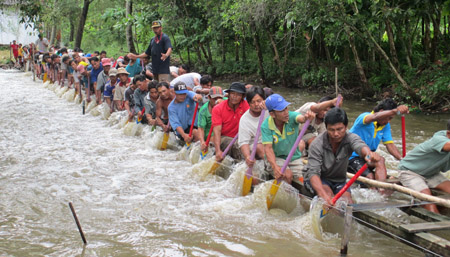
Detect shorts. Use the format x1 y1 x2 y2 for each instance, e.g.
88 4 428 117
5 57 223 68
304 178 350 196
176 126 198 141
219 136 242 160
155 73 169 82
348 156 374 177
267 157 305 180
399 170 448 192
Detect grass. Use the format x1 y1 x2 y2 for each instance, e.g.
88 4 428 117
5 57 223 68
0 48 14 65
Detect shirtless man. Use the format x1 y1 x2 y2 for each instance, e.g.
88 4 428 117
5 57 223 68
155 81 175 132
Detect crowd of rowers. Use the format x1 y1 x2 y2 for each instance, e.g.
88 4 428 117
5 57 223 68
30 46 450 215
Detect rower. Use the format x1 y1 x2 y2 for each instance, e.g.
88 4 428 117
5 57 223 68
398 119 450 214
198 86 224 152
304 108 380 205
238 86 268 180
113 68 131 111
261 94 314 184
348 98 408 184
124 76 139 122
168 82 202 143
143 81 159 126
133 75 149 123
212 82 249 162
155 81 174 132
295 95 343 155
193 75 213 103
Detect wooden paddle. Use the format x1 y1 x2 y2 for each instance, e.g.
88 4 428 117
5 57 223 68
185 101 200 150
266 119 311 209
208 133 239 174
401 115 406 157
242 109 266 196
160 121 171 151
136 107 145 124
201 126 214 160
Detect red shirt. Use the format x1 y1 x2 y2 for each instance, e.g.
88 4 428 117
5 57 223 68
212 99 249 137
10 44 19 55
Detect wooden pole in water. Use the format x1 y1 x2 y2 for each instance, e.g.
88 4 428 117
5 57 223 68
68 202 87 245
340 205 353 255
32 45 35 81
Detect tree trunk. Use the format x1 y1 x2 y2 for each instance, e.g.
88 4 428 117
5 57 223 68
242 34 246 62
234 34 239 62
75 0 91 49
221 28 226 63
49 24 56 46
200 43 212 65
345 27 370 96
385 19 399 69
69 21 74 42
252 29 266 85
268 29 286 86
125 0 137 54
423 17 431 61
430 8 442 62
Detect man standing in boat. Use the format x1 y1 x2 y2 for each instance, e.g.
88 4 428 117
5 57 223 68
168 82 203 143
348 98 408 184
304 108 380 205
212 82 249 161
239 86 268 176
127 20 172 82
398 120 450 214
261 94 314 184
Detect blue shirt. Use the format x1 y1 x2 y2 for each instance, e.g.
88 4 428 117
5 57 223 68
104 80 117 98
89 63 103 83
126 58 142 77
349 111 393 159
168 91 198 134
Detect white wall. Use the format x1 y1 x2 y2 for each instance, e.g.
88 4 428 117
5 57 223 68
0 9 38 45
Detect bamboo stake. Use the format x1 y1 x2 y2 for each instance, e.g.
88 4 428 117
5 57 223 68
347 173 450 208
68 202 87 245
335 67 338 97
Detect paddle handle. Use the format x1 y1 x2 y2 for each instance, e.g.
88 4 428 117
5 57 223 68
205 125 213 145
245 110 266 177
222 133 239 158
189 101 200 137
332 163 368 204
401 115 406 158
280 119 311 174
336 95 342 107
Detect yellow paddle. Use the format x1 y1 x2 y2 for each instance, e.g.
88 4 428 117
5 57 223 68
266 119 311 209
160 121 171 151
208 133 239 174
242 109 266 196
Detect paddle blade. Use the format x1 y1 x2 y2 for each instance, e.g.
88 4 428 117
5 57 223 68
161 132 169 150
201 150 208 160
186 142 191 150
266 180 281 209
208 162 220 175
310 196 325 241
242 175 253 196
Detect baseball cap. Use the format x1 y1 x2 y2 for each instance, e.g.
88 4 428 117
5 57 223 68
101 58 111 66
109 68 118 77
265 94 291 112
174 81 189 94
224 82 246 94
209 86 224 98
86 53 92 57
152 21 162 28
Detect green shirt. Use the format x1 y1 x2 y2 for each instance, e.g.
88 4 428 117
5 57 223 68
261 111 302 161
198 101 212 140
398 130 450 178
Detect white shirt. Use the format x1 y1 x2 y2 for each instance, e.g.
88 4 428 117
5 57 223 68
169 72 201 89
238 109 269 148
35 38 49 53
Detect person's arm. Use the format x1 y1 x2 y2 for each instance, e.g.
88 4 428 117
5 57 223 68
310 95 343 113
240 144 255 168
385 143 402 160
170 70 179 78
264 144 282 179
213 125 223 162
295 110 315 123
128 52 148 60
443 141 450 152
161 48 172 61
364 105 409 124
155 100 165 127
310 175 333 205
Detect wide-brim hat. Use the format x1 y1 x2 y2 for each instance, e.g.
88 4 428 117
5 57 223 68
224 82 246 94
265 94 291 112
117 67 129 75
